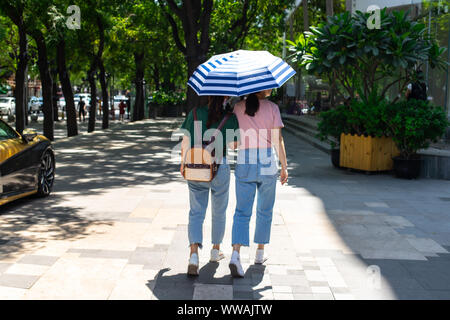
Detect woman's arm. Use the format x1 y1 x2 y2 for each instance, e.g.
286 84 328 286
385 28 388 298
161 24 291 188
180 135 190 176
272 128 288 185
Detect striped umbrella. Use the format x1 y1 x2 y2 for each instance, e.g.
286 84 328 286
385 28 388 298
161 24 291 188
187 50 296 97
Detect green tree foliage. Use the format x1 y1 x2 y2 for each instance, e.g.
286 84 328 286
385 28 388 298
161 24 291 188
0 16 17 82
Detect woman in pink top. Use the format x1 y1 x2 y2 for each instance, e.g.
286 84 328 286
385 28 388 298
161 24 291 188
228 89 288 278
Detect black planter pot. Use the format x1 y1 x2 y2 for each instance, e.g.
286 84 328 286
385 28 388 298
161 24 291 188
393 156 422 179
331 148 341 168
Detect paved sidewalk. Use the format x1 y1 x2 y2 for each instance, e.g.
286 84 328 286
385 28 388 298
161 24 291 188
0 119 450 300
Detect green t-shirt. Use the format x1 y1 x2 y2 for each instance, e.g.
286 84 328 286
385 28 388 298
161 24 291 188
180 105 240 155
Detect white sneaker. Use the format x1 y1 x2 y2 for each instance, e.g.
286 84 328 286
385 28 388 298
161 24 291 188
210 249 225 262
229 251 245 278
254 249 267 264
187 253 199 276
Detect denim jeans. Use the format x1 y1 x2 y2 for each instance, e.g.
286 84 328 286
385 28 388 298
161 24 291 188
187 161 230 248
232 148 277 246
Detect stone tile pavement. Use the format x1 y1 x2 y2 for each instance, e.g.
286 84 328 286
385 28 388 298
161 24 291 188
0 118 450 300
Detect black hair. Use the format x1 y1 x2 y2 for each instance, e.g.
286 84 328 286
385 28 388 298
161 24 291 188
207 96 225 128
245 93 259 117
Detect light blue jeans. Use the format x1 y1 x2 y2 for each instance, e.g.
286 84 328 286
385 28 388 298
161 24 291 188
232 148 277 246
187 161 230 248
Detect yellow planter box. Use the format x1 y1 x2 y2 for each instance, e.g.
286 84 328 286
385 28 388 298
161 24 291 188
340 133 400 171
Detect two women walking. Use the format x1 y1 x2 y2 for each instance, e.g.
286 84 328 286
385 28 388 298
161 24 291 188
180 89 288 278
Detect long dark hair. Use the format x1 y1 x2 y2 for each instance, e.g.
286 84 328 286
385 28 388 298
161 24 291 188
207 96 225 128
245 93 259 117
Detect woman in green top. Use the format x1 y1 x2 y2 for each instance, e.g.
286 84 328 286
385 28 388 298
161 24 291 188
180 96 239 276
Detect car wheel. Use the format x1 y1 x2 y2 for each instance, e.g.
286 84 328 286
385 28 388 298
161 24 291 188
37 150 55 197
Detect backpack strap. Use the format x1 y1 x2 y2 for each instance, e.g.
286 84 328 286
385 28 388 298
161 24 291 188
192 107 202 147
209 113 231 144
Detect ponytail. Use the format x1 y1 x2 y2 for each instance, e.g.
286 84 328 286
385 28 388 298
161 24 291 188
245 93 259 117
207 96 225 128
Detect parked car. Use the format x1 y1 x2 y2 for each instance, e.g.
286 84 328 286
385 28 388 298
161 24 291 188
0 119 55 205
57 97 66 111
36 97 43 113
28 96 41 113
0 97 15 116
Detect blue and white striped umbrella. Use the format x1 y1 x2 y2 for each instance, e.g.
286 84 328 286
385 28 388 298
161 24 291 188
187 50 296 97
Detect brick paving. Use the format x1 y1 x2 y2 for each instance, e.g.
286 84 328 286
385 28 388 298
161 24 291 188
0 118 450 299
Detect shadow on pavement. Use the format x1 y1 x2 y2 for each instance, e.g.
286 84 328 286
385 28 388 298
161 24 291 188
149 264 269 300
0 118 182 260
0 194 113 259
282 130 450 299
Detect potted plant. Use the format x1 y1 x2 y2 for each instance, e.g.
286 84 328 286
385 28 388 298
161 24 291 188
317 104 348 168
385 99 449 179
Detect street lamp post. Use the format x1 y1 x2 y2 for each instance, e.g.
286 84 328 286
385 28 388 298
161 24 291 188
143 79 147 119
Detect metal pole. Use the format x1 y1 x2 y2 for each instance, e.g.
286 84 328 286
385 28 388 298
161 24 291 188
426 8 431 86
446 19 450 117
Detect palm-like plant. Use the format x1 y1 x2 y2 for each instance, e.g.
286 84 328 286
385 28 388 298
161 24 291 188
288 9 447 103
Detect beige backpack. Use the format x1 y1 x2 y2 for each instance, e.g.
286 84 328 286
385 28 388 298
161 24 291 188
183 108 230 182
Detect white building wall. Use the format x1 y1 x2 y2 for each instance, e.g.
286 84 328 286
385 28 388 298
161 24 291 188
349 0 422 13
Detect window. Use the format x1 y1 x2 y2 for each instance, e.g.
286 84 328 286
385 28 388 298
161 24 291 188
0 121 19 141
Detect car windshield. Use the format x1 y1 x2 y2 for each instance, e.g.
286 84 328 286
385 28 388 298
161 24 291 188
0 98 8 103
0 120 19 141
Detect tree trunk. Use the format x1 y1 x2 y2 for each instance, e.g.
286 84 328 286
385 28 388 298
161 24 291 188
164 0 213 113
95 13 108 129
32 31 54 140
57 39 77 137
303 0 309 32
52 70 59 122
14 22 28 134
133 51 145 121
153 65 160 91
326 0 333 17
98 59 109 129
186 54 204 112
87 66 97 133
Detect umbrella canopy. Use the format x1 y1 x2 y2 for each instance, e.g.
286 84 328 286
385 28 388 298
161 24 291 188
187 50 296 97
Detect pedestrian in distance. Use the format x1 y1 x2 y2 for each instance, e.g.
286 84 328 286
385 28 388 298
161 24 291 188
406 69 427 101
118 100 126 121
229 89 288 278
78 98 86 122
126 90 131 119
180 96 240 276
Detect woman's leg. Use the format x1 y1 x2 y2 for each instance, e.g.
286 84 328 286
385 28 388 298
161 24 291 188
232 178 257 247
254 177 277 245
187 181 210 251
210 164 230 248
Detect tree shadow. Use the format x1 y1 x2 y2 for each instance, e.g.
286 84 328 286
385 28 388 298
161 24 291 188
0 194 113 260
0 118 183 260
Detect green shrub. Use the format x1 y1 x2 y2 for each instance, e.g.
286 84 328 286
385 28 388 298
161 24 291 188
317 98 391 148
151 90 185 106
317 104 349 148
384 99 449 159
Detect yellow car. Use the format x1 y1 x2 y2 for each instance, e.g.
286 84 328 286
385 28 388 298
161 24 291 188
0 119 55 206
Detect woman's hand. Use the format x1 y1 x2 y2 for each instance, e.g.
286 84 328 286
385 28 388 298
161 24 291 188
280 168 288 185
180 162 184 176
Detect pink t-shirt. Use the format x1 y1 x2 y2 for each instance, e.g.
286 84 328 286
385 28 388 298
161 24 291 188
233 99 284 149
